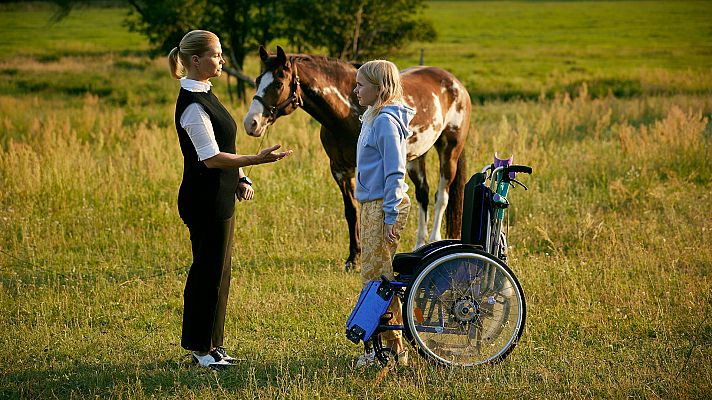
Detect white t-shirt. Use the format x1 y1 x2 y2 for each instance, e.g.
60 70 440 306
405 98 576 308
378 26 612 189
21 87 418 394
179 79 221 161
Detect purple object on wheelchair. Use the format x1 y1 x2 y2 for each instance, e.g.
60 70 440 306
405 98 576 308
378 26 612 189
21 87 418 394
494 153 515 179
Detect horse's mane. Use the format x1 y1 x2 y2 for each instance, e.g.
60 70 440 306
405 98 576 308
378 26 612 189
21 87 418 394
290 54 359 72
262 49 359 72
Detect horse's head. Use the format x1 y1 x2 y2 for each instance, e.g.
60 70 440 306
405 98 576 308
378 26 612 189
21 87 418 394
243 46 303 137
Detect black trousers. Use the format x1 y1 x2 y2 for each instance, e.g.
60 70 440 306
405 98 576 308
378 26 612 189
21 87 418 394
181 216 234 352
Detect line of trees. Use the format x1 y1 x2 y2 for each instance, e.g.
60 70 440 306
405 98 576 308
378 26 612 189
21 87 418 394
47 0 436 100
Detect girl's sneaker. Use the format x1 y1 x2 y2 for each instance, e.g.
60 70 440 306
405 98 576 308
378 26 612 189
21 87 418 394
355 349 376 368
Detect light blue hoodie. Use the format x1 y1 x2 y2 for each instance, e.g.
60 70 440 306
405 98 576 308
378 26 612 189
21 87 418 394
355 104 415 225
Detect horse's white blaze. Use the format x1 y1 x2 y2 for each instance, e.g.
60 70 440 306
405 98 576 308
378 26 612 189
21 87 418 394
243 72 274 136
428 175 449 242
255 71 274 95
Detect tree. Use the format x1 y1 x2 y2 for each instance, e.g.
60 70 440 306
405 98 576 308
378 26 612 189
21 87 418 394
49 0 436 99
125 0 285 99
282 0 437 60
49 0 285 99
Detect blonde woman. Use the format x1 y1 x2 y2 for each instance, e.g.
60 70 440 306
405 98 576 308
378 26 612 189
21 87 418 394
352 60 414 367
168 30 291 368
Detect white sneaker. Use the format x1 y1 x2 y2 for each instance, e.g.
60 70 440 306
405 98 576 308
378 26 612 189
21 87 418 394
192 352 232 369
214 347 237 362
355 350 376 368
396 349 409 366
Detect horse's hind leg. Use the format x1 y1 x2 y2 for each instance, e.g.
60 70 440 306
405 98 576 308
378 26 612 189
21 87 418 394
407 155 429 249
430 132 466 242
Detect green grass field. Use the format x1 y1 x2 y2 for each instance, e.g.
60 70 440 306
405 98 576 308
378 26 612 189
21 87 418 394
1 2 711 399
408 1 712 101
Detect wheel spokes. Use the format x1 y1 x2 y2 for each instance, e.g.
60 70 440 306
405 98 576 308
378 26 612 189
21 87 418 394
406 253 525 366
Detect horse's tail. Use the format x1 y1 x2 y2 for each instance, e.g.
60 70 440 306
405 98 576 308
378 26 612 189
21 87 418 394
446 150 467 239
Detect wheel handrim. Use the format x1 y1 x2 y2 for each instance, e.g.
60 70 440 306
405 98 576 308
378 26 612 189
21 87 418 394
405 252 525 366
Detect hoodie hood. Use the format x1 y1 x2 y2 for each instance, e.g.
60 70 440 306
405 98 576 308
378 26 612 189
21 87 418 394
379 104 415 140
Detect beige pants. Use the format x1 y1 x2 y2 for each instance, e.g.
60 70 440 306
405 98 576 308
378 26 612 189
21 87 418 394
359 194 410 343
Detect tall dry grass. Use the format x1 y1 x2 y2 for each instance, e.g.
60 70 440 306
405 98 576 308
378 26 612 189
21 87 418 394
2 72 710 397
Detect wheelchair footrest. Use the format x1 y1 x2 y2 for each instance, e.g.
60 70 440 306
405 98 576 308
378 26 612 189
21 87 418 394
345 279 396 344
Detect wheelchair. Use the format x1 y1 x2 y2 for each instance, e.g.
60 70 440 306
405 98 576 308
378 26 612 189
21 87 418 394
346 156 533 367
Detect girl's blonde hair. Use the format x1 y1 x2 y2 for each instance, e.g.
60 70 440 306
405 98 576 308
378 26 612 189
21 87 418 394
358 60 403 123
168 30 220 79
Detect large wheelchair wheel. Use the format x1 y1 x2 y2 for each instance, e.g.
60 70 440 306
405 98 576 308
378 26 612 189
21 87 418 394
403 248 525 366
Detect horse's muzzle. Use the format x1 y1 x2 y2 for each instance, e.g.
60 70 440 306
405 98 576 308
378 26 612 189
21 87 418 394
243 110 268 137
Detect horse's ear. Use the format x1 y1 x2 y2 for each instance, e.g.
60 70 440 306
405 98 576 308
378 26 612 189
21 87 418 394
276 46 287 66
259 46 269 62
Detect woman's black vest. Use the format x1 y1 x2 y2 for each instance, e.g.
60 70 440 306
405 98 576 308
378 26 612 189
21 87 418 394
174 88 238 225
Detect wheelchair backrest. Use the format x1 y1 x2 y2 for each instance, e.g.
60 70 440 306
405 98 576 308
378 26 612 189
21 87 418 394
461 172 494 246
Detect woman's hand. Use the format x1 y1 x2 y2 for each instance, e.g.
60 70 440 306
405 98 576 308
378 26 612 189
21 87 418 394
384 223 398 244
202 146 292 169
257 144 292 164
237 182 254 201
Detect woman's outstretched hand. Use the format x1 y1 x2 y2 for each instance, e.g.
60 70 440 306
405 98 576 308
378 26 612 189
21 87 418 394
257 144 292 164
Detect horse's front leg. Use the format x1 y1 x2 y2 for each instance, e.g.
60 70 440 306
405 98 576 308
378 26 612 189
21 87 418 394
407 156 429 249
330 164 360 271
319 125 360 271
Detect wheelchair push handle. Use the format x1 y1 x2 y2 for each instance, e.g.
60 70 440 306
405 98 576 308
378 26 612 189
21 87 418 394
503 165 533 175
486 163 533 190
481 163 533 177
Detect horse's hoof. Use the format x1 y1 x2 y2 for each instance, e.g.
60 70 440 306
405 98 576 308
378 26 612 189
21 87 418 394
344 261 359 272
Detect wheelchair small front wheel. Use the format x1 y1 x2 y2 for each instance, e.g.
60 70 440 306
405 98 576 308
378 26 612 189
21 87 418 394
372 336 400 367
403 249 526 366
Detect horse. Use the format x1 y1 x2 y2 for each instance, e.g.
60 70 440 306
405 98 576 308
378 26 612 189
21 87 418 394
243 46 471 271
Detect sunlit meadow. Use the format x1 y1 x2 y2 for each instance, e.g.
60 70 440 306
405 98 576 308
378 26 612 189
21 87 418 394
0 2 710 399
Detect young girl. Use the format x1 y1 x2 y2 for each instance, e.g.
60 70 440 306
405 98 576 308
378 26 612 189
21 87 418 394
352 60 414 366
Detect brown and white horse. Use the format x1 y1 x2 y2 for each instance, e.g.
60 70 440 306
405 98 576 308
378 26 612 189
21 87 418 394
244 46 471 271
